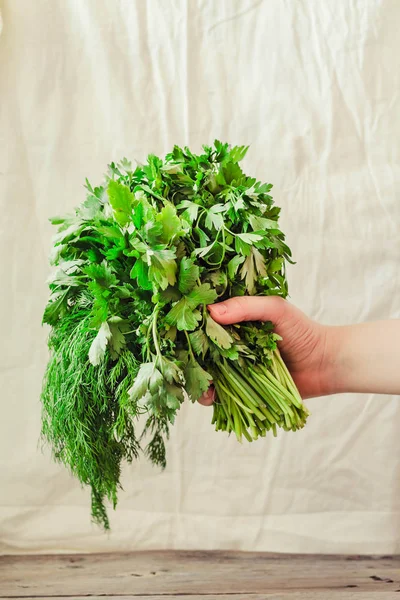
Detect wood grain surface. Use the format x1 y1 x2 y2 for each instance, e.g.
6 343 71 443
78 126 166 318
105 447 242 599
1 551 399 599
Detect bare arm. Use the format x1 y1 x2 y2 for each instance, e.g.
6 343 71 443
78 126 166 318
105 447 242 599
199 298 400 404
330 320 400 395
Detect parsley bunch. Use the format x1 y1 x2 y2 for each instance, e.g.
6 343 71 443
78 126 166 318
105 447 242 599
42 141 308 529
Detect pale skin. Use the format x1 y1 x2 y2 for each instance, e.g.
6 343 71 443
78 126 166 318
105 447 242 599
199 296 400 406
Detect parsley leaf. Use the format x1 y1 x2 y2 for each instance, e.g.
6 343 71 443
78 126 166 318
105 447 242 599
178 257 200 294
205 315 233 349
147 248 177 290
184 360 212 401
107 180 134 227
89 321 112 366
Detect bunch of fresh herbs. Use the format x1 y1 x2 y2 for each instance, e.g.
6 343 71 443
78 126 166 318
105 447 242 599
41 141 308 529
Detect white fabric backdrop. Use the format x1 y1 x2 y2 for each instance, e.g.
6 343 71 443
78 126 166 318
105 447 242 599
0 0 399 555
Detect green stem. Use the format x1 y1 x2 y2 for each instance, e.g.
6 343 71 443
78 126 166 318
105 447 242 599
253 364 299 408
145 320 153 362
218 382 254 415
184 331 196 362
241 369 281 417
230 400 243 442
219 226 226 266
213 380 235 432
274 359 301 405
250 368 294 417
273 350 304 405
152 307 162 360
220 366 270 422
218 364 260 408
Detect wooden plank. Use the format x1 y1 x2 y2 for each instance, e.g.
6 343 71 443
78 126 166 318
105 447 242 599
0 552 399 597
2 595 400 600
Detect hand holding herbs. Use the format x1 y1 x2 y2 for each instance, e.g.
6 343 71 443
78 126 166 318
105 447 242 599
205 295 332 402
41 141 309 529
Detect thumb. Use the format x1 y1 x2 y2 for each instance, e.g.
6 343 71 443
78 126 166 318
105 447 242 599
207 296 287 326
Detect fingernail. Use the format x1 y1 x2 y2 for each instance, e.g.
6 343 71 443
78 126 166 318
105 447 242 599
209 303 227 316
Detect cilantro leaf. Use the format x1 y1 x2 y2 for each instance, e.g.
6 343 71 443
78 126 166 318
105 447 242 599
227 144 249 163
268 257 284 273
84 261 117 288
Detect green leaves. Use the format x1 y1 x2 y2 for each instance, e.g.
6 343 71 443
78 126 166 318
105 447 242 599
130 258 152 290
147 248 177 290
42 289 70 325
165 284 217 331
166 299 201 331
184 360 212 401
238 248 267 293
187 283 218 306
42 139 296 530
240 255 256 294
248 214 278 231
88 317 127 366
189 329 210 359
234 235 251 256
107 180 134 227
84 261 116 286
89 322 112 366
205 315 233 349
128 360 184 418
236 232 264 244
177 200 200 223
108 317 127 359
178 257 200 294
156 202 184 243
227 144 249 164
252 247 267 277
129 362 163 405
205 204 225 231
227 255 245 279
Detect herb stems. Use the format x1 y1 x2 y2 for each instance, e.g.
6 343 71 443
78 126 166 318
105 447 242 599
211 352 309 441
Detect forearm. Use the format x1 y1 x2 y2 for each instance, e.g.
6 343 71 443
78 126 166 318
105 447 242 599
328 320 400 395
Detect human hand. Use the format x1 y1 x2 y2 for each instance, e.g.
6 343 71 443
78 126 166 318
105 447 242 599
199 296 333 405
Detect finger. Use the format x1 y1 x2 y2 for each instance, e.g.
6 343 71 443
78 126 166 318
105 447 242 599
207 296 287 326
197 386 215 406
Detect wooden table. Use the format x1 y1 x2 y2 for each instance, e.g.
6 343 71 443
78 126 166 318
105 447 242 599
1 551 399 599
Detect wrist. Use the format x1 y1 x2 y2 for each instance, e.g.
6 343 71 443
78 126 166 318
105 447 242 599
319 325 347 396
